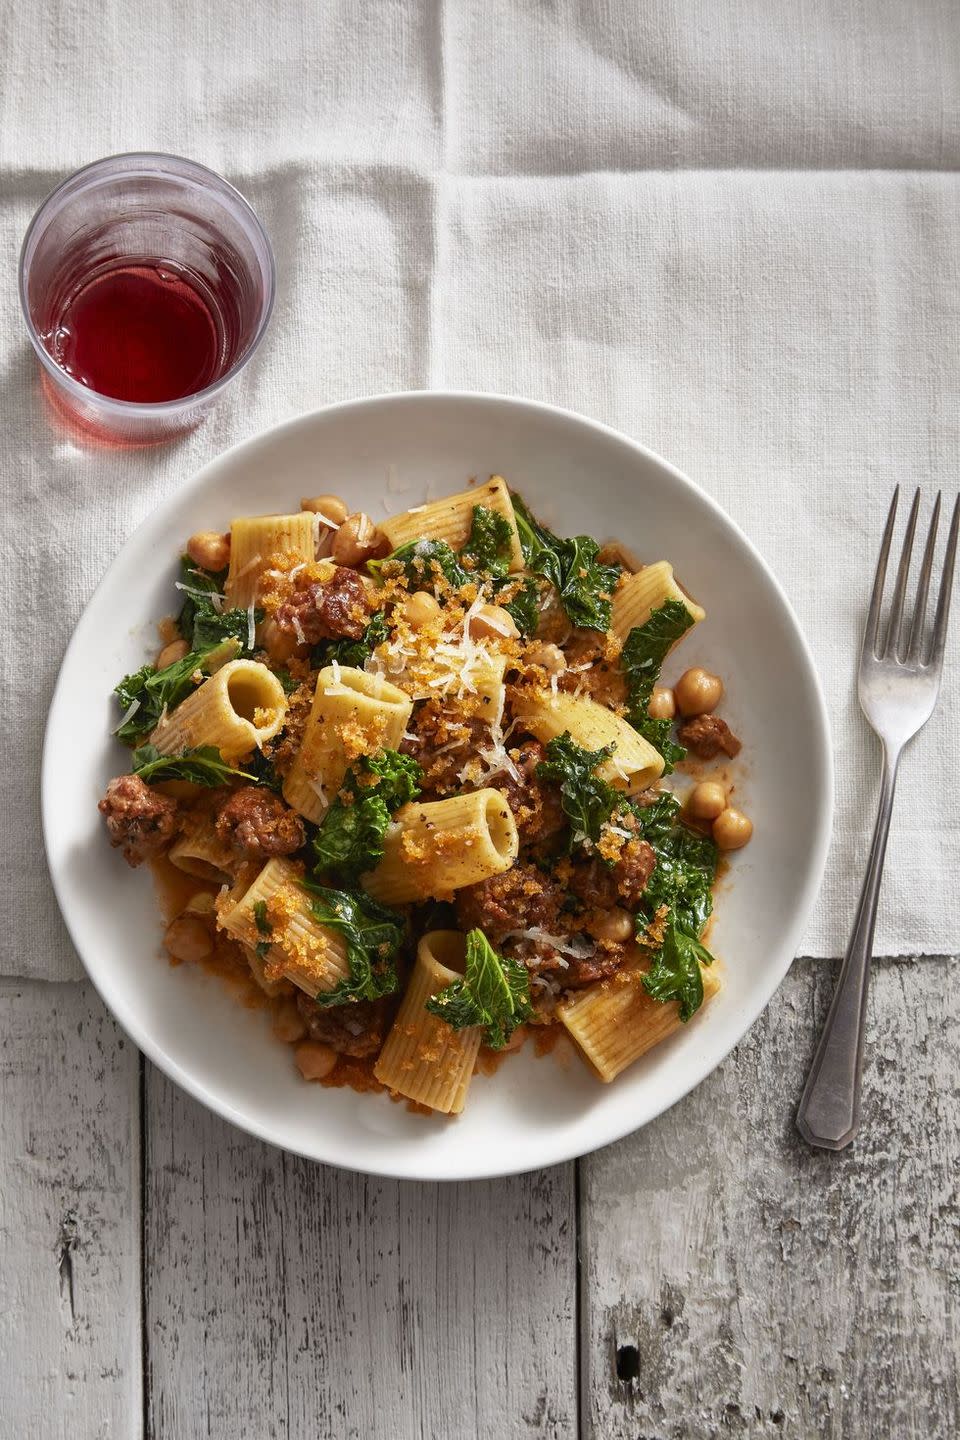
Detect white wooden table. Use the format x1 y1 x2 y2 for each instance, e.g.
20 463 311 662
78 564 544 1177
3 948 956 1438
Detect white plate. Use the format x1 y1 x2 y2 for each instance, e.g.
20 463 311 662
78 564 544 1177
43 392 832 1180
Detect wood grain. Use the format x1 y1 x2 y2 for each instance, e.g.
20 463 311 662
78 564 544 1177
0 980 141 1440
144 1066 578 1440
580 955 960 1440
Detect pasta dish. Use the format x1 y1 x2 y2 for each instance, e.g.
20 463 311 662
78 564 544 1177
98 479 752 1115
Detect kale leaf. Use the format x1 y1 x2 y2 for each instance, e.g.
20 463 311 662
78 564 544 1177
620 599 694 773
461 505 513 579
511 494 620 631
130 744 253 788
533 733 719 1022
114 639 241 745
176 556 260 652
635 804 718 1020
313 610 390 668
641 820 717 938
425 928 532 1049
641 916 713 1022
300 881 403 1005
536 733 622 849
241 746 284 794
495 574 542 638
311 750 422 883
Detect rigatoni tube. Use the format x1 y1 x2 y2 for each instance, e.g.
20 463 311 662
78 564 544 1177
217 857 351 998
378 476 524 572
559 952 721 1081
225 512 316 608
362 789 519 904
150 660 286 762
167 812 237 882
610 561 705 643
510 689 664 792
282 666 412 823
373 931 482 1114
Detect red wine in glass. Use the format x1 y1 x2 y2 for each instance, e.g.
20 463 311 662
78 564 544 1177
44 260 231 405
20 154 274 443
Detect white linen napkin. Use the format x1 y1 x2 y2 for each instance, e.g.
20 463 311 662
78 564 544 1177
1 0 957 980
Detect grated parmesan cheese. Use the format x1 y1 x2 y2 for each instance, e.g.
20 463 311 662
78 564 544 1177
234 552 262 581
504 929 597 963
290 612 306 647
175 580 226 612
246 603 257 651
114 697 141 733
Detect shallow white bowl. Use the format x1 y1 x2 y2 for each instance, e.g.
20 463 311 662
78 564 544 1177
43 392 832 1180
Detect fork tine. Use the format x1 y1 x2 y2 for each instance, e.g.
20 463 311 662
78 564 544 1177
880 487 920 658
905 492 941 661
928 493 959 670
865 487 899 658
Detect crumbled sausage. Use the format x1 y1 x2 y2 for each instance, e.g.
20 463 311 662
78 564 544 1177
677 714 742 759
98 773 179 866
295 993 390 1058
562 945 628 988
214 786 305 857
274 565 370 645
488 738 566 843
569 838 656 910
455 861 567 942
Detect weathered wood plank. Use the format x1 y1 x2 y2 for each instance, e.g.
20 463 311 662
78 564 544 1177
580 955 960 1440
0 979 142 1439
144 1068 577 1440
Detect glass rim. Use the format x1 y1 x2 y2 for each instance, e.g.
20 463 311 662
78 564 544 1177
18 150 277 417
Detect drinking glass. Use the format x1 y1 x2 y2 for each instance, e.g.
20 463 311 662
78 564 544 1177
19 153 275 444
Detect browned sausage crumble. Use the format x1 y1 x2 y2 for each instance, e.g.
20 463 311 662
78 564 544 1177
677 714 742 759
274 565 370 644
214 785 306 857
296 993 391 1057
98 774 179 866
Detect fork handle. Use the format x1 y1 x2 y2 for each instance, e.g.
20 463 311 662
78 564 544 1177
796 744 901 1150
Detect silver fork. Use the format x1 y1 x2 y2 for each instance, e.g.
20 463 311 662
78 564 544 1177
797 487 959 1150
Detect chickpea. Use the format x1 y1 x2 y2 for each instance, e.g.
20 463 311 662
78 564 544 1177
713 807 753 850
468 603 520 642
273 999 308 1044
300 493 348 525
157 615 180 646
186 530 230 572
155 638 189 669
688 781 727 822
294 1040 338 1081
648 685 676 721
332 512 385 567
526 641 566 674
401 590 442 630
587 907 634 943
183 891 217 918
674 667 724 717
163 915 213 963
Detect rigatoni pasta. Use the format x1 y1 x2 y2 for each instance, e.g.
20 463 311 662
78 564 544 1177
511 689 664 792
373 931 483 1114
225 512 317 608
282 666 413 823
363 789 519 904
100 474 750 1119
379 476 524 572
217 858 352 998
559 953 722 1081
610 560 705 642
150 659 286 761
